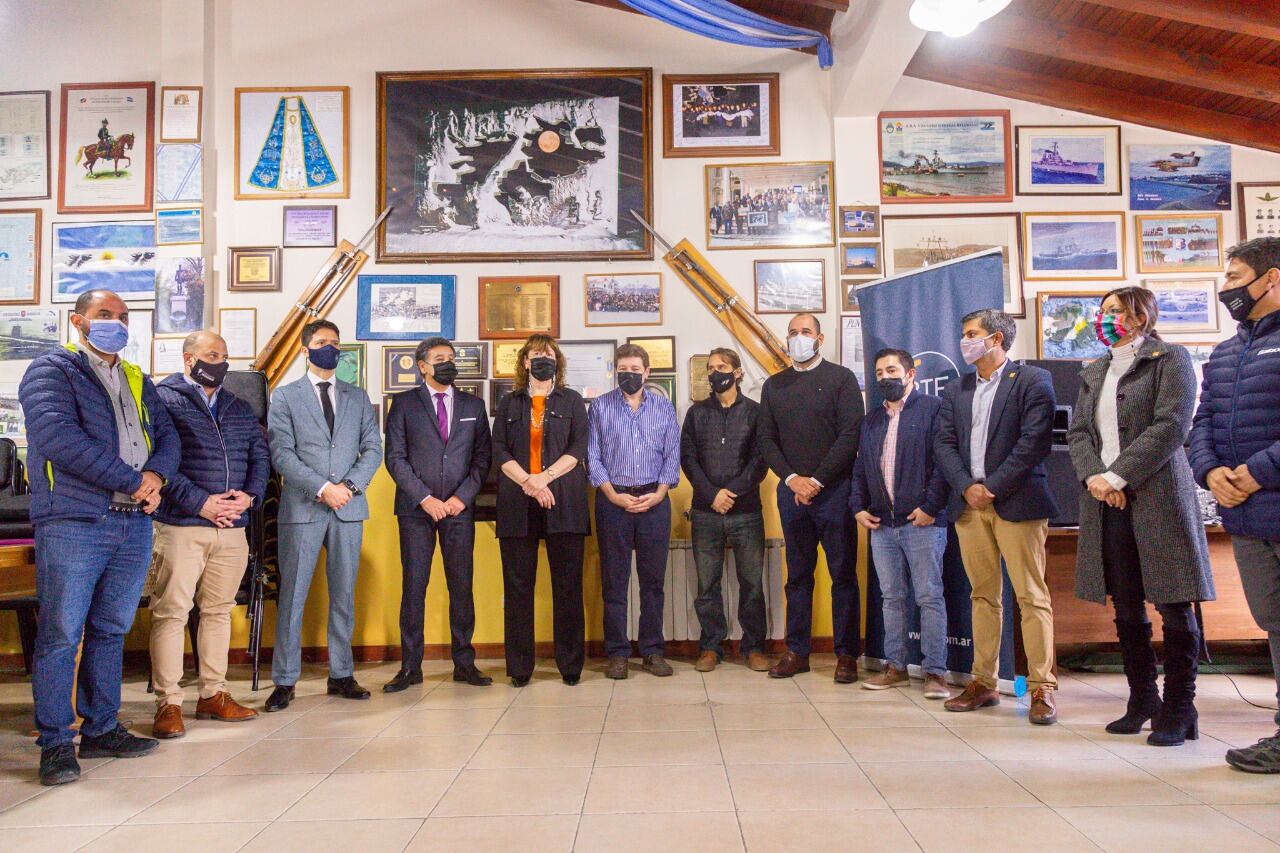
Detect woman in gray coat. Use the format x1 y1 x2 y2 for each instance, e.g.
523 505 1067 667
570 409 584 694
1068 286 1214 748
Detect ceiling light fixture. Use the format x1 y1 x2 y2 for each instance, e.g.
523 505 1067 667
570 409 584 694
908 0 1013 38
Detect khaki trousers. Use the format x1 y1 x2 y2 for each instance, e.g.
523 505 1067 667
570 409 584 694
954 506 1056 690
148 523 248 707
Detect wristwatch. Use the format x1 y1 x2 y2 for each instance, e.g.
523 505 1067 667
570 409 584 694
342 478 363 496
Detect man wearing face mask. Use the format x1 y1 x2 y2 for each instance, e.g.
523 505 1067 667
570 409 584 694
384 337 493 691
265 320 382 711
1189 238 1280 773
758 313 865 682
148 331 270 738
19 289 180 786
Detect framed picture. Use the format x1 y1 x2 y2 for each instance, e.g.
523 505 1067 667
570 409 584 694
627 334 675 372
1181 341 1219 388
705 161 835 250
154 206 202 246
1142 277 1219 334
1022 212 1126 281
753 259 826 314
1135 213 1224 274
282 205 337 248
68 307 153 372
878 110 1012 204
882 213 1025 317
160 86 202 143
337 343 366 389
455 379 485 400
0 90 51 201
0 209 40 304
151 335 186 376
1015 125 1122 196
376 68 652 263
1129 144 1231 211
52 220 157 303
235 86 349 200
645 375 676 403
688 354 711 402
478 275 559 340
1037 291 1109 361
452 341 489 379
491 340 523 379
153 257 205 334
584 272 662 327
839 314 865 389
1237 182 1280 241
154 143 202 204
661 73 779 158
0 308 58 361
218 307 257 358
382 345 423 392
840 244 882 278
490 379 515 411
227 246 281 292
59 82 155 213
840 279 862 313
356 274 456 341
559 339 616 400
839 205 880 239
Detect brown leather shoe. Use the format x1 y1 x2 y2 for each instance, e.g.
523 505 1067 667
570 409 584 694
694 651 719 672
944 680 1000 712
834 655 859 684
746 652 772 672
861 665 908 690
768 650 810 679
195 692 259 723
923 673 951 700
606 656 629 680
1029 685 1058 725
152 703 185 739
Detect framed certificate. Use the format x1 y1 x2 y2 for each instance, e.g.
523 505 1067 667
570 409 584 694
626 334 675 372
558 339 616 400
160 86 202 143
151 335 186 377
382 344 423 392
218 307 257 359
0 209 40 304
282 205 337 248
451 341 489 379
491 340 523 379
228 246 281 292
689 355 711 402
0 90 51 201
478 275 559 340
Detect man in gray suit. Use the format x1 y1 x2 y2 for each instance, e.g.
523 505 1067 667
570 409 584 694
265 320 382 710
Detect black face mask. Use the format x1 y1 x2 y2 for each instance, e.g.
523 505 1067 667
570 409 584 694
618 371 644 395
430 360 458 386
708 370 737 394
1219 273 1269 323
877 377 909 402
529 356 557 382
190 359 229 389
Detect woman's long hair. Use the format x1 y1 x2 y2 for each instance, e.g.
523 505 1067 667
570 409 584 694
513 334 566 392
1103 285 1161 340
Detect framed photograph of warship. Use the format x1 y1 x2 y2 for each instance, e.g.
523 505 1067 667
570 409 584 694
584 272 663 327
375 68 653 264
1237 182 1280 241
233 86 349 200
754 259 826 314
58 82 155 214
705 161 835 250
478 275 560 340
840 244 882 277
1037 291 1109 361
1135 213 1224 274
356 274 456 341
1128 144 1231 211
877 110 1012 204
1015 125 1122 196
661 73 779 158
0 91 51 201
838 205 880 239
1141 277 1219 334
881 213 1025 317
1022 212 1126 281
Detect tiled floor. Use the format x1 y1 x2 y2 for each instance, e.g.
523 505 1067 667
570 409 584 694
0 657 1277 852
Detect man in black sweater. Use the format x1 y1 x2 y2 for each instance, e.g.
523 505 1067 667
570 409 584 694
758 313 865 681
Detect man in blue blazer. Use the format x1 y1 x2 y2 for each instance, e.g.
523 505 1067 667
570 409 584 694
935 309 1059 725
265 320 382 710
384 337 493 691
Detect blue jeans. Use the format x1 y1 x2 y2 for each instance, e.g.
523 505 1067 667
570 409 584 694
32 513 153 748
869 524 947 676
690 509 767 656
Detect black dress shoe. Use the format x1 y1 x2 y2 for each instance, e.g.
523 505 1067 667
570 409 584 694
562 674 581 686
383 669 424 693
511 675 531 687
39 743 80 786
328 676 371 700
453 666 493 687
264 685 295 712
78 724 158 759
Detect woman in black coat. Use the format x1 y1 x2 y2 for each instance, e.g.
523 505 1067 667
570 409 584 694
491 334 591 687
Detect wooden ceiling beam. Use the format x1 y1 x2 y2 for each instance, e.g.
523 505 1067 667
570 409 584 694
905 47 1280 153
1083 0 1280 42
794 0 849 12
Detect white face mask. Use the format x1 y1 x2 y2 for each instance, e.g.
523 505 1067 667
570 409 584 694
788 334 817 363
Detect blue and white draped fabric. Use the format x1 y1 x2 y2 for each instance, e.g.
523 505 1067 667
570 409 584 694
617 0 833 68
249 97 339 191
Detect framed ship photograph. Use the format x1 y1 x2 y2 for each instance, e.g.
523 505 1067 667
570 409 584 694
585 272 662 327
234 86 349 200
376 68 653 263
1022 212 1126 281
478 275 559 340
1237 182 1280 241
1141 277 1219 334
705 161 835 250
1037 291 1109 361
662 73 779 158
754 259 826 314
1015 125 1122 196
878 110 1012 204
59 82 155 213
1135 213 1224 274
841 243 882 277
882 213 1025 317
0 90 51 201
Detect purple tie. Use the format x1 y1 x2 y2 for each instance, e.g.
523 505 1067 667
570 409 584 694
435 392 449 442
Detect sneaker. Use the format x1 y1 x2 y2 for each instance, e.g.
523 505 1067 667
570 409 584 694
79 724 158 759
861 665 909 690
923 673 951 700
1226 731 1280 774
606 656 629 680
642 654 674 677
38 743 80 786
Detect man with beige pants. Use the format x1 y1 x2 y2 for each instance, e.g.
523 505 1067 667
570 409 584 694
148 331 271 737
935 309 1060 725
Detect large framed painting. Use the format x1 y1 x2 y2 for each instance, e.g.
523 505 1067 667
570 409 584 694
51 219 157 303
234 86 349 200
878 110 1012 204
58 82 155 213
1141 277 1219 334
1014 125 1122 196
376 68 652 263
1129 144 1231 211
1237 182 1280 241
661 73 779 158
705 161 835 250
584 272 662 327
1022 212 1126 281
356 274 456 341
1037 291 1109 361
0 90 51 201
882 213 1025 317
1135 213 1224 274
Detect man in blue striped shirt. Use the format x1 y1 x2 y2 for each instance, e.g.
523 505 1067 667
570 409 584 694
589 343 682 679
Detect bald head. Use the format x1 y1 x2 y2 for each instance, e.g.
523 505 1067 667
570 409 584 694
74 288 125 317
183 330 225 355
789 313 821 336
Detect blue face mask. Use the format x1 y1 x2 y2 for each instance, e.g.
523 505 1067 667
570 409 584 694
83 319 130 355
308 344 340 370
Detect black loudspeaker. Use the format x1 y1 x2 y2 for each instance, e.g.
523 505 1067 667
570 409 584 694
1045 447 1079 528
1026 358 1085 408
222 369 269 425
1026 360 1085 528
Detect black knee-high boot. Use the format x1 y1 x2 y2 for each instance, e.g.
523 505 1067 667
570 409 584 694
1148 625 1200 747
1107 620 1162 735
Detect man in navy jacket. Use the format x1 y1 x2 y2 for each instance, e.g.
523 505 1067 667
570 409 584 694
19 289 180 786
148 331 271 739
852 349 951 701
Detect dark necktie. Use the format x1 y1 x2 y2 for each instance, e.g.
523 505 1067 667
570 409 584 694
435 392 449 443
317 381 335 435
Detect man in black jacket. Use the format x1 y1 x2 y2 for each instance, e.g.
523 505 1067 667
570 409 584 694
384 337 493 691
758 313 865 682
681 347 768 673
149 330 270 739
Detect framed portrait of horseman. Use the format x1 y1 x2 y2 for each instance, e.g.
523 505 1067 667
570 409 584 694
58 82 155 214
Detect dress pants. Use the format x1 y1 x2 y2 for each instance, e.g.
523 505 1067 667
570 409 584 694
397 512 478 672
777 479 860 658
272 513 362 686
954 505 1056 690
690 509 767 657
596 492 671 659
499 498 586 679
1102 504 1197 631
1230 534 1280 705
